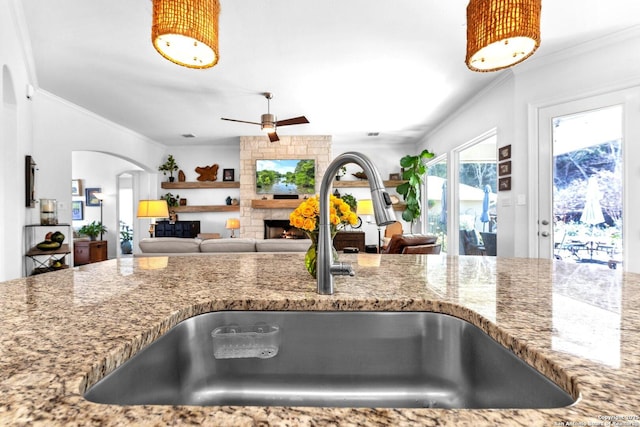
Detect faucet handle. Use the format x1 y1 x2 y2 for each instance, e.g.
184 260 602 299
330 262 355 277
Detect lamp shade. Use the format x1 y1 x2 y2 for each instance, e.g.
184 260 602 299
152 0 220 69
137 200 169 218
225 218 240 230
466 0 541 72
356 199 374 216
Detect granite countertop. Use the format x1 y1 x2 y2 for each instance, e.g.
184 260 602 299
1 253 639 426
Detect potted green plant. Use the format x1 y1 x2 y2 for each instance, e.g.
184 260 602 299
79 221 107 241
161 192 180 207
158 154 179 182
120 221 133 254
335 166 347 181
396 148 435 232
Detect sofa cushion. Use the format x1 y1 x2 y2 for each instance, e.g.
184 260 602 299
199 238 256 252
255 239 311 252
139 237 201 253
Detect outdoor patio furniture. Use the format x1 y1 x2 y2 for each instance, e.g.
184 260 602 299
461 230 485 256
480 232 497 256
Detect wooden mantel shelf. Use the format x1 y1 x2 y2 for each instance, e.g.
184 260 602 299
251 199 302 209
251 198 406 211
333 179 407 188
171 205 239 213
161 181 240 189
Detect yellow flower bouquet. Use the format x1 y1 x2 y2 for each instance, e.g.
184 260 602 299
290 194 359 278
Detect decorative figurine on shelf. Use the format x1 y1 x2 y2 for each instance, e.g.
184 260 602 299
195 163 219 181
225 196 232 206
178 169 186 182
158 154 179 182
352 171 367 180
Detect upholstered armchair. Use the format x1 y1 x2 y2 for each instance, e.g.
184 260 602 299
381 221 403 250
382 234 439 254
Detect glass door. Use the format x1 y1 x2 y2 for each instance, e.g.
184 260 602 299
427 157 447 253
457 134 497 256
538 95 624 267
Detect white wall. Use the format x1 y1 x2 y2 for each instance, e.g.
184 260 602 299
1 0 36 280
422 27 640 271
160 144 240 235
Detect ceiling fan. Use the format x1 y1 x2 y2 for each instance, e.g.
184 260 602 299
221 92 309 142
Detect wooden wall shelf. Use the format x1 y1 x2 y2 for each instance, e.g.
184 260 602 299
161 181 240 189
333 179 407 188
251 198 406 211
171 205 239 213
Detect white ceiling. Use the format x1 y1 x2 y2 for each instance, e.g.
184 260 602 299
18 0 640 147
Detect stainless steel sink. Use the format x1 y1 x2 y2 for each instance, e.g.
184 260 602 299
84 311 575 409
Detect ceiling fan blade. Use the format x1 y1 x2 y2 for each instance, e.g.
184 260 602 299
268 132 279 142
275 116 309 127
220 118 261 126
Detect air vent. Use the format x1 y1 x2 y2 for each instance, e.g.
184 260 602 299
182 133 196 138
367 132 379 137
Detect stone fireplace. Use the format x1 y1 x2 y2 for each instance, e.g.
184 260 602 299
239 136 332 239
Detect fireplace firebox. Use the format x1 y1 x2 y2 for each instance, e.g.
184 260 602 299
264 220 306 239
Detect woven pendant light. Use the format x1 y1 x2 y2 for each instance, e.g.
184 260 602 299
466 0 541 72
152 0 220 69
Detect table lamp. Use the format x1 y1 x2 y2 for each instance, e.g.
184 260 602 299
225 218 240 238
356 199 374 217
356 199 381 252
137 200 169 238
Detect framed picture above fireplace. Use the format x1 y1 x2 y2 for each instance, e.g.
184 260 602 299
256 159 315 195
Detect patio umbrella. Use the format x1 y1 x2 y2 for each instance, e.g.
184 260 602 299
439 181 447 226
480 184 491 231
580 176 605 226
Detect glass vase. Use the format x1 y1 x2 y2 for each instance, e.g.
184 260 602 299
40 199 58 225
304 233 338 279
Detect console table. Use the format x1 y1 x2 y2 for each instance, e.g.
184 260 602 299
155 221 201 238
74 240 108 266
334 231 366 252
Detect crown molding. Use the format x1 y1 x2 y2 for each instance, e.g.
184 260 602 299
38 89 165 149
513 24 640 75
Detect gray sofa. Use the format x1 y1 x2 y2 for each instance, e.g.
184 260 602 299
136 237 310 256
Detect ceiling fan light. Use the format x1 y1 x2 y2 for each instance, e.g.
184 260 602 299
152 0 220 69
261 113 276 133
466 0 541 72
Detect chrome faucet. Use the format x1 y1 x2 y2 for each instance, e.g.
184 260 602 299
317 152 396 295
